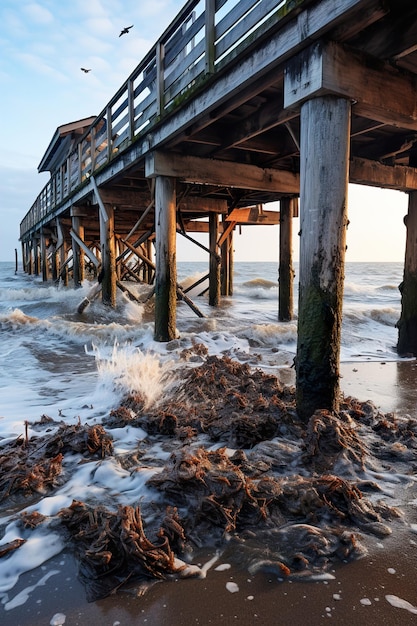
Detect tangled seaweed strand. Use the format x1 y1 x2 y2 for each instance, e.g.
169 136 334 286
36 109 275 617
0 423 113 505
58 500 184 601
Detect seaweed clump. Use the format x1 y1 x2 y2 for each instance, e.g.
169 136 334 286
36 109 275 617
0 355 412 601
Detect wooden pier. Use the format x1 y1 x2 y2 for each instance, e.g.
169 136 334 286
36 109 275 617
20 0 417 418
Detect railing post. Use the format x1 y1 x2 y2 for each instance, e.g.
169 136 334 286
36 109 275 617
106 105 112 161
65 157 70 196
90 127 96 172
78 143 82 186
156 41 165 117
59 166 64 202
128 78 135 141
205 0 215 75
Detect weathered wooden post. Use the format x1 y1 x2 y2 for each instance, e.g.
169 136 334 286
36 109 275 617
27 241 34 275
397 190 417 355
40 232 50 282
71 207 85 288
209 211 220 306
220 219 234 296
285 41 351 420
21 242 28 273
154 175 177 341
34 238 40 276
279 196 295 321
146 238 153 284
51 242 59 281
99 203 116 307
295 96 350 419
55 218 65 283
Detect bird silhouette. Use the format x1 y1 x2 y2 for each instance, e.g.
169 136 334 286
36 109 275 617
119 25 133 37
81 68 91 73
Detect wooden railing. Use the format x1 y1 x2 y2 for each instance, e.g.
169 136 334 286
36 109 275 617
20 0 297 239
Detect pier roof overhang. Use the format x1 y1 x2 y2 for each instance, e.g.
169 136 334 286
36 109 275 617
38 116 97 174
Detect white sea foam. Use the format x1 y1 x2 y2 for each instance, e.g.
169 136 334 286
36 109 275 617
2 570 60 611
385 594 417 614
0 527 64 593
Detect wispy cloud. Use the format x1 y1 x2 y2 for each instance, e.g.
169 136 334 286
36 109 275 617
23 3 54 25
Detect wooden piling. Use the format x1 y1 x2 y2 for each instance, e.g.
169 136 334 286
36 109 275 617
220 219 233 296
296 96 351 420
34 239 40 276
154 175 177 341
397 190 417 355
28 242 34 275
99 203 116 307
71 207 86 288
41 232 50 282
279 197 295 321
209 212 220 306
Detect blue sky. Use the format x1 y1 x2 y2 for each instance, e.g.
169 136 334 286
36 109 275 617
0 0 409 263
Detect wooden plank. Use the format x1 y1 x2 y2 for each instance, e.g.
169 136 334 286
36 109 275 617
215 0 286 61
145 151 299 193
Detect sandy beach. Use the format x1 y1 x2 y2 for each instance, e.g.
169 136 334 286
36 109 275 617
2 360 417 626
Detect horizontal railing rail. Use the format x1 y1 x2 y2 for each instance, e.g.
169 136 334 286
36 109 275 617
20 0 295 239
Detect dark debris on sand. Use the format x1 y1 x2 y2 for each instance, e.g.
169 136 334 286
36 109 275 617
0 354 415 601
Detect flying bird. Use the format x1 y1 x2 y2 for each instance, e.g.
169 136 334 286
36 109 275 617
80 68 91 73
119 25 133 37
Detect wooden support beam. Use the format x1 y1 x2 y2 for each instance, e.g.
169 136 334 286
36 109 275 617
177 196 228 214
40 231 49 282
350 157 417 191
220 217 233 297
397 190 417 355
214 101 298 152
279 197 295 322
154 176 177 341
146 151 299 194
117 235 156 270
99 203 116 306
71 209 85 287
296 95 351 420
69 229 100 267
209 212 220 307
34 238 40 276
285 40 417 131
92 188 150 207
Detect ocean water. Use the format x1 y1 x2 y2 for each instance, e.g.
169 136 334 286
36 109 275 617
0 260 416 619
0 260 404 428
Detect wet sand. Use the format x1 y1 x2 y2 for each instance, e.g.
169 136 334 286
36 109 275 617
2 360 417 626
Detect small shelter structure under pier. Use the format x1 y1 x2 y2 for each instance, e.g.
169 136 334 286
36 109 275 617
20 0 417 419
